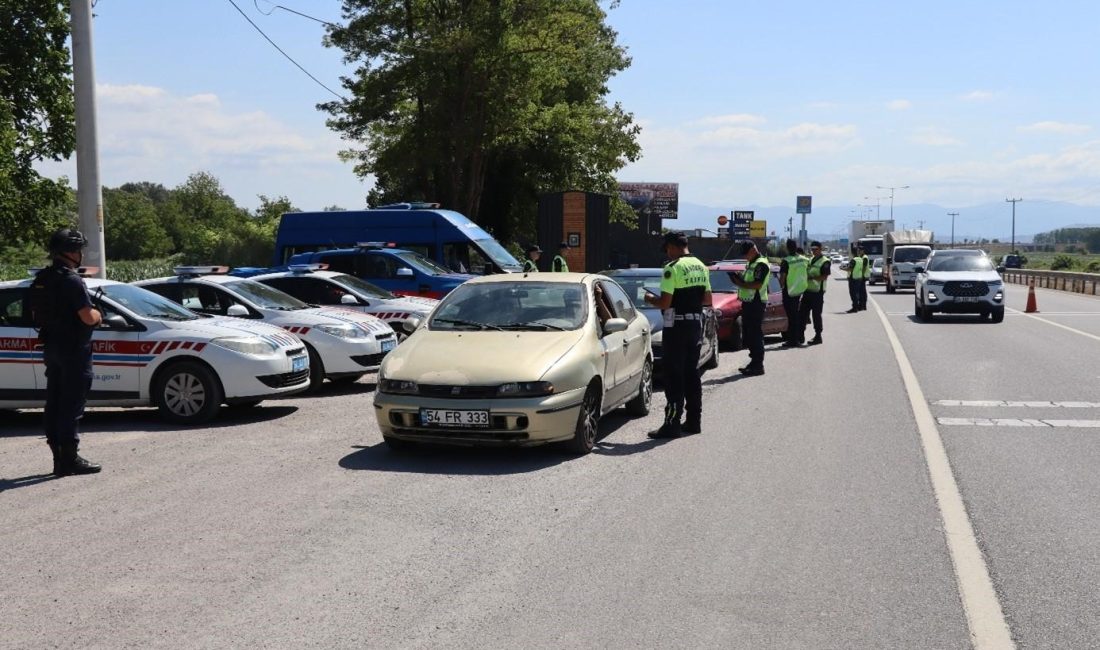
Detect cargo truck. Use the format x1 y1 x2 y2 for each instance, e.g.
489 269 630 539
848 220 895 263
884 229 934 293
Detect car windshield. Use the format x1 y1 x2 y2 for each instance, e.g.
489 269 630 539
928 256 995 272
604 273 661 309
224 280 309 310
709 269 740 293
430 282 588 330
894 247 931 263
329 274 397 299
397 251 452 276
475 238 523 271
873 259 884 268
99 284 200 321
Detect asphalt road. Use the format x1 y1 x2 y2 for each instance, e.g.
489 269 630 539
2 276 1099 648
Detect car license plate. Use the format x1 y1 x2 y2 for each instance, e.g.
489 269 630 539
381 338 396 352
420 408 490 428
292 355 308 373
956 296 979 303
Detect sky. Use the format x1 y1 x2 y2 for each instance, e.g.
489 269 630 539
36 0 1100 231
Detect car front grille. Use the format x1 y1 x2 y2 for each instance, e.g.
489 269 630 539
943 281 989 297
257 368 309 388
417 384 498 399
351 353 387 368
285 347 305 357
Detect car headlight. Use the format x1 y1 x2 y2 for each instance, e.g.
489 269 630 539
211 336 277 356
927 292 938 302
379 378 418 395
496 381 555 397
316 323 367 339
988 280 1003 286
927 280 945 286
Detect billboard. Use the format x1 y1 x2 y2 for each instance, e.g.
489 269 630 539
732 210 754 238
618 182 679 221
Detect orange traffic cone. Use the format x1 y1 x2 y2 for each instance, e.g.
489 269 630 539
1025 281 1039 313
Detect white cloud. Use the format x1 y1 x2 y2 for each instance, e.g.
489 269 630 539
887 99 912 111
1018 121 1092 135
910 127 963 147
962 90 994 102
691 113 766 127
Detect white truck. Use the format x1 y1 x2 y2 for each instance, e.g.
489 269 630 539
884 229 934 293
848 220 895 264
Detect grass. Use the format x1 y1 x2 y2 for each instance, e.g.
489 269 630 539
0 255 183 282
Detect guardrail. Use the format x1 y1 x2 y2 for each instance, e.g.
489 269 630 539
1001 269 1100 295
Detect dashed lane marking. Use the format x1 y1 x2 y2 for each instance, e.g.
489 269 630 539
934 400 1100 408
1008 307 1100 343
938 417 1100 428
872 298 1015 649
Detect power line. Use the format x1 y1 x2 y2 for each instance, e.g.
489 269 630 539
253 0 337 27
225 0 345 100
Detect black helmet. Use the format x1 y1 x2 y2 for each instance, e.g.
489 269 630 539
48 228 88 254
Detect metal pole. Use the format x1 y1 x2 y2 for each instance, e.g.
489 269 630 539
71 0 106 278
800 213 806 249
947 212 959 248
1006 198 1022 253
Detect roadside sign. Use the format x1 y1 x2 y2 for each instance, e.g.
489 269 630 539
797 196 812 214
717 215 729 226
732 210 753 239
749 220 767 237
717 226 729 238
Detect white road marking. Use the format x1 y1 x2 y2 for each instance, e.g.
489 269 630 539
934 400 1100 408
1008 307 1100 343
871 300 1015 649
938 417 1100 428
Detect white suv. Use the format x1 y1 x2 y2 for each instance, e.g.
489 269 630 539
914 250 1005 322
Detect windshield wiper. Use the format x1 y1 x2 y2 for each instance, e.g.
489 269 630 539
498 321 567 331
432 318 502 331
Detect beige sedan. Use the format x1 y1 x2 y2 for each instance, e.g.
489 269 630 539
374 273 653 454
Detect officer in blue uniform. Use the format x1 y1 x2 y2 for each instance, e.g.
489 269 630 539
31 229 103 476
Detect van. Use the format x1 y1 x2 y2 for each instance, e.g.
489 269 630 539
273 203 523 274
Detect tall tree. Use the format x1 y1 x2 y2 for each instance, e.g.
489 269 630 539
321 0 639 242
103 187 173 260
0 0 76 246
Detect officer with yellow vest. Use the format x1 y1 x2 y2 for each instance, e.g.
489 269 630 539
552 242 570 272
729 240 770 376
798 241 831 345
644 232 712 438
523 245 541 273
846 245 871 313
779 239 808 347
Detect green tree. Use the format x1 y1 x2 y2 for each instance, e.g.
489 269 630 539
321 0 640 242
103 187 173 259
0 0 77 245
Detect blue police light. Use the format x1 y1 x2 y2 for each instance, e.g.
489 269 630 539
355 242 398 249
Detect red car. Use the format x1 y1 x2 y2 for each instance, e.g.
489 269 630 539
708 262 790 350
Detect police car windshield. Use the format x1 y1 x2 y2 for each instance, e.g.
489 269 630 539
224 280 309 310
100 284 200 321
397 252 452 276
430 282 588 330
329 274 397 299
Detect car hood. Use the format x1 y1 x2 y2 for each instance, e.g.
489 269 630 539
925 270 1002 283
158 317 303 349
711 292 741 315
382 329 585 384
262 307 394 335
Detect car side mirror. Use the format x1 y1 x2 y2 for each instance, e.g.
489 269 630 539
402 317 421 334
100 314 129 330
227 304 250 317
603 318 628 334
340 293 360 305
395 267 414 278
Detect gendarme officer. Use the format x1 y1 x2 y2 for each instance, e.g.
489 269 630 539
644 232 712 438
31 229 102 476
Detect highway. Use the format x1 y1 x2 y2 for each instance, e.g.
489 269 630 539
3 276 1100 648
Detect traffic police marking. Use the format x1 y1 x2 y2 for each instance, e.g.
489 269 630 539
872 299 1015 649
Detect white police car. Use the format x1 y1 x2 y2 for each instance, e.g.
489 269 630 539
247 265 439 339
0 276 310 424
136 268 397 389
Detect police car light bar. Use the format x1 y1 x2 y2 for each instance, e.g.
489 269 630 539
355 242 397 249
288 263 329 273
375 202 441 210
173 266 230 277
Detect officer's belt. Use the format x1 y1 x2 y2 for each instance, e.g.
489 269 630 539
672 313 703 321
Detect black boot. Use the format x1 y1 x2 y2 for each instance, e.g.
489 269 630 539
649 421 682 439
682 418 702 435
57 442 101 476
48 443 63 476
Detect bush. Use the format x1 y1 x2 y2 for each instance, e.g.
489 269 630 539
1050 254 1076 271
1087 261 1100 273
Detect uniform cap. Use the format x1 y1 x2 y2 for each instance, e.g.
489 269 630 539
662 232 689 248
559 242 569 249
48 228 88 254
526 245 543 254
810 240 823 248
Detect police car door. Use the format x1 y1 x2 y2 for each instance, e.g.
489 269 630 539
0 287 41 404
84 293 146 402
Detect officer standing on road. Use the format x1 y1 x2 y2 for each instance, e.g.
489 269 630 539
523 245 541 273
799 241 831 345
779 239 808 348
30 229 103 476
552 242 570 272
847 245 871 313
644 232 712 438
729 240 770 375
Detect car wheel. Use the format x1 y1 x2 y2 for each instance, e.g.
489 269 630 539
305 343 325 391
920 305 934 321
886 284 896 294
155 361 223 424
991 307 1005 323
914 299 921 318
625 358 653 416
702 334 719 371
330 374 364 386
383 435 415 451
726 321 743 351
563 384 601 455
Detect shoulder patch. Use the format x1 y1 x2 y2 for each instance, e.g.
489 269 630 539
663 270 672 279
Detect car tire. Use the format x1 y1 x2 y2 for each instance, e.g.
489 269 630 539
991 307 1005 323
563 384 601 455
154 361 223 424
330 374 365 386
920 305 934 321
886 284 896 294
726 321 743 352
702 335 719 371
305 343 326 391
914 299 921 318
383 435 415 451
625 359 653 417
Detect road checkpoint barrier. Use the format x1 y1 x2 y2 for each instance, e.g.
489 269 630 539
1025 280 1039 313
1001 269 1100 296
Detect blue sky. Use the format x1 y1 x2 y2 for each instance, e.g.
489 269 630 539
38 0 1100 224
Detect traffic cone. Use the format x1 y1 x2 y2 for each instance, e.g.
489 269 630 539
1025 281 1039 313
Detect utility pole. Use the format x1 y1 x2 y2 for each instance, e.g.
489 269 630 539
70 0 106 278
917 219 926 229
876 185 910 222
947 212 959 248
1006 198 1023 253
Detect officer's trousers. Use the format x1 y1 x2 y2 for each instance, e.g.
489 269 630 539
799 291 825 338
848 279 868 310
43 344 93 444
741 300 765 369
662 322 702 424
783 294 803 344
